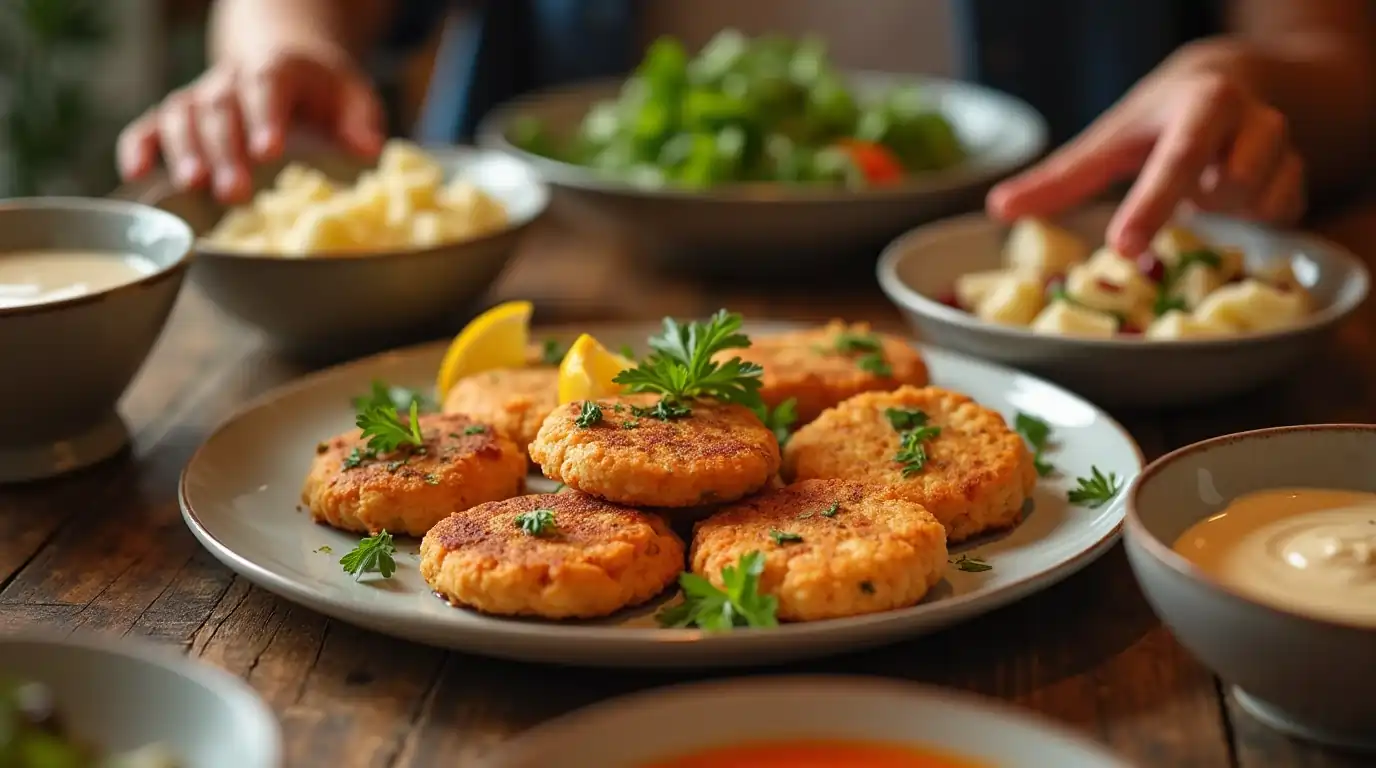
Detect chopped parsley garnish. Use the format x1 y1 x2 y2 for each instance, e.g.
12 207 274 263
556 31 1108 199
314 546 333 554
612 310 765 417
423 473 440 485
821 501 840 518
1153 248 1224 317
857 352 893 376
551 483 567 493
515 509 558 536
886 408 941 477
1014 412 1055 477
656 551 778 630
622 420 640 429
341 447 375 470
1069 467 1122 508
630 400 692 421
575 401 604 428
351 380 435 414
833 331 882 354
770 529 803 545
618 344 637 360
339 531 397 581
463 425 486 435
951 554 992 572
540 338 566 365
356 399 424 454
754 398 798 446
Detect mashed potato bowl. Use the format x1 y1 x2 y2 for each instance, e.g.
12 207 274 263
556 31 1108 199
877 203 1368 409
149 145 548 355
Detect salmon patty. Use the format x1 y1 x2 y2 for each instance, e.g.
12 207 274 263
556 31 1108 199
716 320 929 425
442 366 559 457
419 492 685 619
529 394 781 508
783 386 1036 543
690 479 947 622
303 413 526 537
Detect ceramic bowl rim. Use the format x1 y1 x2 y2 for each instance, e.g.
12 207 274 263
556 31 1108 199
476 73 1049 204
0 197 194 319
0 629 282 764
181 145 551 262
1125 423 1376 633
875 209 1371 350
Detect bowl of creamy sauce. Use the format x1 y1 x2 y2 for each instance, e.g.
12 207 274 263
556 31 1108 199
0 198 195 483
1125 425 1376 754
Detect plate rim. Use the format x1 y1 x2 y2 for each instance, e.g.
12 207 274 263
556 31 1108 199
484 674 1134 767
178 322 1144 650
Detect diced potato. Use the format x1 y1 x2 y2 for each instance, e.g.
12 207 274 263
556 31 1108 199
279 206 358 254
1065 249 1154 316
1145 309 1229 340
954 269 1018 311
1003 218 1091 278
1193 279 1307 332
378 139 444 178
1029 301 1118 338
975 276 1044 326
1215 246 1246 282
1254 259 1302 292
1151 226 1205 266
409 211 445 248
1171 262 1224 310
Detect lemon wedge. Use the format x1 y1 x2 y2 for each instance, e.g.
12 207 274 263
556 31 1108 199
435 300 533 398
558 334 636 404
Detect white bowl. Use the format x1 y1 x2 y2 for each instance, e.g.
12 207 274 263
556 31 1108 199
0 633 280 767
877 203 1369 408
487 676 1129 767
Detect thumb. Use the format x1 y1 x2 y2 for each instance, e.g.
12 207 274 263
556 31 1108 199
987 114 1153 222
334 76 385 157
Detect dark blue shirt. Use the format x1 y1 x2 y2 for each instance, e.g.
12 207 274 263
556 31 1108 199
388 0 1219 146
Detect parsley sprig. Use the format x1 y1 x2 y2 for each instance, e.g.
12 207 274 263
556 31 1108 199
357 399 424 454
1069 467 1122 508
755 398 798 446
951 553 992 572
886 408 941 477
833 331 892 376
351 380 435 415
1152 248 1223 317
656 551 778 630
339 531 397 581
613 310 764 416
540 339 566 365
1014 412 1055 477
515 509 558 537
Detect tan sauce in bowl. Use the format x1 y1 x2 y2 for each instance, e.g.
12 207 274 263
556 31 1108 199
0 251 158 309
1173 488 1376 627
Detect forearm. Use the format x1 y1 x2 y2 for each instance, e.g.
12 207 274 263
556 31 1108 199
209 0 394 65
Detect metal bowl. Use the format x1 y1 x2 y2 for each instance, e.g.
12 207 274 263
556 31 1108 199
150 145 548 357
477 74 1046 273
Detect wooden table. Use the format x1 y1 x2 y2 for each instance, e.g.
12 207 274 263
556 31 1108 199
4 203 1376 768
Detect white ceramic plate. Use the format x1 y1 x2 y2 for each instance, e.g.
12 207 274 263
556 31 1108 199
0 633 281 768
180 323 1142 667
485 676 1131 767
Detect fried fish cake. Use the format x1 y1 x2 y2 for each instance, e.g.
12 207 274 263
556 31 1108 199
715 320 929 425
419 492 685 619
529 394 781 508
783 386 1036 543
442 366 560 456
690 479 947 622
303 413 526 537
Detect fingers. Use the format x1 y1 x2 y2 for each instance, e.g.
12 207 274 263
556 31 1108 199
986 118 1153 222
1196 105 1288 212
1108 76 1246 256
116 113 160 181
240 62 292 160
194 71 254 201
334 76 385 157
1250 151 1306 225
156 90 209 190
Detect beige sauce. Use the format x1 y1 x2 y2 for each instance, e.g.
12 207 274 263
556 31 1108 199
1173 488 1376 627
0 251 158 309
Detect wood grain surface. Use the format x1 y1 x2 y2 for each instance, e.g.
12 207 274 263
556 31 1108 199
3 199 1375 768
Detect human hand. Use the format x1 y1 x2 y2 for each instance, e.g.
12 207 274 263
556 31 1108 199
117 49 384 202
986 46 1305 257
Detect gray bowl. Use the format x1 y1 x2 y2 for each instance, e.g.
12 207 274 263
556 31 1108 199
0 198 193 483
1124 425 1376 752
877 203 1369 409
152 146 549 356
477 74 1046 272
0 633 280 766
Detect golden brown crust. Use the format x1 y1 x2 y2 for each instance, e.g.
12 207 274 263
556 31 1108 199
419 492 685 619
528 394 781 508
690 479 948 621
302 413 527 537
782 386 1036 543
441 366 560 457
717 320 929 425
